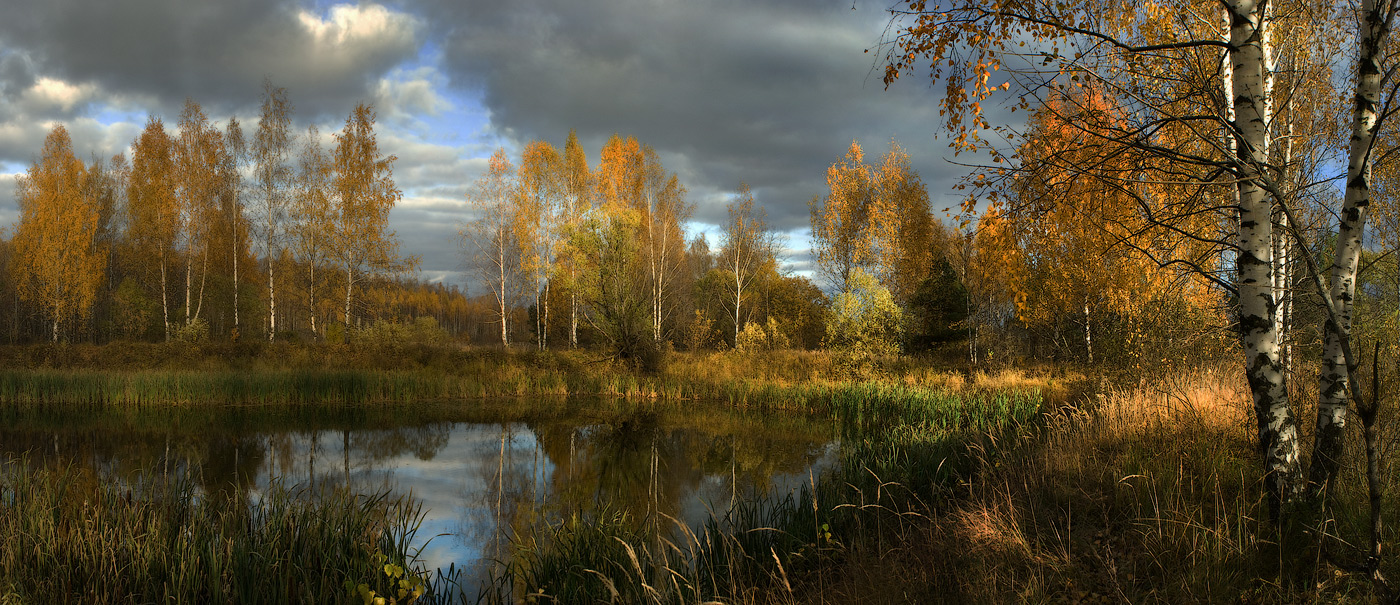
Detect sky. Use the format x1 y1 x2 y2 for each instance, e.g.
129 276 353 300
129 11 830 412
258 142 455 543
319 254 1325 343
0 0 981 291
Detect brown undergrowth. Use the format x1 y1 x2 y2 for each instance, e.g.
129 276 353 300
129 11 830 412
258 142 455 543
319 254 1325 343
798 366 1398 604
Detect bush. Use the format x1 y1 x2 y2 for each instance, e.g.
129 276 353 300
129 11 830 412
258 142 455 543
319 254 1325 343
824 268 904 357
682 309 721 352
735 317 790 352
171 318 210 344
353 317 451 348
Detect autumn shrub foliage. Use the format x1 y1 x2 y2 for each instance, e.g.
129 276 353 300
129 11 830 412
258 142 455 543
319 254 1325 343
824 268 905 357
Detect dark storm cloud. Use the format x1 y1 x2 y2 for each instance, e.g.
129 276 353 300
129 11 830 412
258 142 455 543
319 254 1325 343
411 0 973 234
0 0 422 122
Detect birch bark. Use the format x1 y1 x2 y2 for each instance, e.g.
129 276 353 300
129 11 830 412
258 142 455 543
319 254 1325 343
1309 0 1391 492
1229 0 1300 511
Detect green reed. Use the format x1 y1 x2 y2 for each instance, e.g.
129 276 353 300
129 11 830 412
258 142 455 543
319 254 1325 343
0 461 429 604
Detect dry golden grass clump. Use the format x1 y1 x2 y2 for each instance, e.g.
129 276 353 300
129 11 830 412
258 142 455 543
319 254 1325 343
801 366 1396 604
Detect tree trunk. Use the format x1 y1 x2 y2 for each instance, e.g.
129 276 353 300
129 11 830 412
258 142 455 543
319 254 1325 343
194 247 208 323
233 229 240 340
570 269 578 348
344 267 353 327
1083 303 1093 364
499 240 509 347
268 253 277 341
308 257 317 338
1309 0 1388 493
161 254 170 341
185 253 193 326
733 257 743 345
1230 0 1300 515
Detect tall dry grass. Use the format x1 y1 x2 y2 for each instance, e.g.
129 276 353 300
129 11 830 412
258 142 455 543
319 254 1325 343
794 366 1398 604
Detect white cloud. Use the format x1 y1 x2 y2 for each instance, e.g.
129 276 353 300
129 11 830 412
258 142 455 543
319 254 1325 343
23 77 100 113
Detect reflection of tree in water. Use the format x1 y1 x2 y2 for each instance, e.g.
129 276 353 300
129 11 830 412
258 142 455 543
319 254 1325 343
198 433 266 500
351 422 452 463
460 408 832 564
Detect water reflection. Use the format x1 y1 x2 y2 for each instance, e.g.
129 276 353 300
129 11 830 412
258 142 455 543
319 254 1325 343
0 400 835 592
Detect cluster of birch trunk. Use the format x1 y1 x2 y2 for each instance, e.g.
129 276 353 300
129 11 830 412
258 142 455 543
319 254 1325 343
881 0 1398 543
461 131 787 353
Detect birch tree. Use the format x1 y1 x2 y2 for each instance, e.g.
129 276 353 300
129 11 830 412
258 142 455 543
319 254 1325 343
1308 0 1397 494
518 140 563 349
810 141 873 293
293 125 333 338
252 81 294 340
174 99 224 330
331 103 412 331
222 118 249 340
877 0 1311 512
719 184 777 344
463 148 519 346
127 117 179 341
869 142 934 304
561 130 591 348
636 146 692 343
11 125 105 342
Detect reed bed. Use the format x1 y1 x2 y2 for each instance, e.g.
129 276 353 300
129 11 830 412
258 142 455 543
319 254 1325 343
429 384 1047 604
0 461 429 604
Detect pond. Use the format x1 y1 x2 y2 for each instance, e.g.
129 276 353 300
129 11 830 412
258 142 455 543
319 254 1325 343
0 399 837 595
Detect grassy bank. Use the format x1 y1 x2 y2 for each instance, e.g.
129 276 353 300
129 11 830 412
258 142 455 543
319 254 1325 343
0 342 1067 409
444 367 1400 604
796 368 1400 603
0 462 428 604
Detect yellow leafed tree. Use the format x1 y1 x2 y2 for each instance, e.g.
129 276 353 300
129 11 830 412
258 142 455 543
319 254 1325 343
981 89 1218 363
331 103 416 329
11 125 106 342
809 141 872 292
127 116 180 340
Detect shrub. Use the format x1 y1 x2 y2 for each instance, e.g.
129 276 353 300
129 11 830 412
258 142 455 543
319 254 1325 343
735 317 790 352
824 268 904 357
171 318 210 344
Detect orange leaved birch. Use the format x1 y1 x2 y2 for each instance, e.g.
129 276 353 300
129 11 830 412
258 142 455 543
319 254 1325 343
11 125 105 342
127 116 179 341
331 103 415 332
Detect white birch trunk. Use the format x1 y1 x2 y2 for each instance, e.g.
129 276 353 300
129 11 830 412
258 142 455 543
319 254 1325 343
1229 0 1300 512
733 241 743 344
233 228 240 339
344 266 353 327
1082 302 1093 364
497 233 509 347
160 254 170 342
1309 0 1390 491
308 257 316 337
185 254 193 326
268 254 277 341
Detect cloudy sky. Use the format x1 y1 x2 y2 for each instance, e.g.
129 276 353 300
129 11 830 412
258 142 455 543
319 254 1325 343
0 0 974 289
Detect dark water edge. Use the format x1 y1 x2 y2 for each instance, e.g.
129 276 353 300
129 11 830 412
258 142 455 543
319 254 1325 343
0 398 838 598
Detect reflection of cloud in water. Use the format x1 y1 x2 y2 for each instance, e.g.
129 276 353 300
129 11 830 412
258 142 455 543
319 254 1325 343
0 404 835 598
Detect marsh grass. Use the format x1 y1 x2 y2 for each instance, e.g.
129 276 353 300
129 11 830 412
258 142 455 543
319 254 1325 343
844 366 1400 604
440 366 1400 604
0 461 429 604
427 382 1048 604
0 345 1061 411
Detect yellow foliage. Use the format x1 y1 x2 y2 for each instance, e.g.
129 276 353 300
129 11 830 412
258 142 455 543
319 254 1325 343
11 126 106 341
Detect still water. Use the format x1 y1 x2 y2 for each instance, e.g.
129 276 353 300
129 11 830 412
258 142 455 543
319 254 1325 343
0 399 836 591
